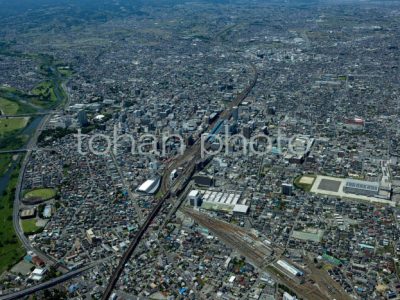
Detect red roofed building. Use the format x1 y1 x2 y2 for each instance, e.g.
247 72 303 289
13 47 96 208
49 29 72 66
344 117 365 130
31 256 45 267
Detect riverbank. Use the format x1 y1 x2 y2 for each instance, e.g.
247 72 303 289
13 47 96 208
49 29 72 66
0 44 71 275
0 156 25 274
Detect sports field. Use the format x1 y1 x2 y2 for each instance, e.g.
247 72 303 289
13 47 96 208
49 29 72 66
24 188 57 201
21 219 43 235
0 117 29 135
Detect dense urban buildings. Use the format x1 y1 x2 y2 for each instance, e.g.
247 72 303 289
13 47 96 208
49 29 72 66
0 0 400 299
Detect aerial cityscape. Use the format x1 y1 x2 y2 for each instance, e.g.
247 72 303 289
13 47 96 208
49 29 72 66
0 0 400 299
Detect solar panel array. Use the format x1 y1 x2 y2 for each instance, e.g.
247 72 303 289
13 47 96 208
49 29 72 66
345 179 379 192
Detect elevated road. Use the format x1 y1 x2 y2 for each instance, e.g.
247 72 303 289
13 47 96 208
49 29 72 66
0 262 96 300
101 63 258 300
101 163 197 300
100 193 169 300
0 149 28 154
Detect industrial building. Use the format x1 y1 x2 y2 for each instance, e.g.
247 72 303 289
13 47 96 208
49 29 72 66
344 179 380 197
232 204 249 215
344 117 365 131
194 189 249 214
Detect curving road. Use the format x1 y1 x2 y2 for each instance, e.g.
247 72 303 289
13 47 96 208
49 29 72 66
12 79 73 272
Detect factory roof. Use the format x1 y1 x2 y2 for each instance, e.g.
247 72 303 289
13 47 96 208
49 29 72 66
233 204 249 214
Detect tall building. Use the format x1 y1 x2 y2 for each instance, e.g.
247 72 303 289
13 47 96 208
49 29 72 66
267 106 276 115
188 190 202 207
282 183 293 196
243 125 252 139
77 110 88 127
232 106 239 121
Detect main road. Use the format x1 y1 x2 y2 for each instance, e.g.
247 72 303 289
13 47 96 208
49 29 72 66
0 258 109 300
0 264 92 300
12 79 73 271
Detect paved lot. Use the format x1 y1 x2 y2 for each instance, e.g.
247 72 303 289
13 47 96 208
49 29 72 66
318 179 341 192
10 260 33 276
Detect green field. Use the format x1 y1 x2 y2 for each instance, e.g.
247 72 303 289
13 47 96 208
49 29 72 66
0 117 29 135
0 134 29 152
24 188 57 201
21 219 42 235
0 98 19 115
0 46 70 274
0 100 33 152
0 90 37 115
0 154 12 177
0 161 25 274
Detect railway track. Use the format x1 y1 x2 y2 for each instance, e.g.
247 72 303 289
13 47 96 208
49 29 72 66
182 208 272 265
183 208 334 300
101 63 258 299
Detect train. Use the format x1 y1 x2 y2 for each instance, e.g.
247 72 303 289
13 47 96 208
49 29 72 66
206 119 225 143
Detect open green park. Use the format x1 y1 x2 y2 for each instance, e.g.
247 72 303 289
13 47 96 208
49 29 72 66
0 79 60 112
0 90 37 115
0 97 19 115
